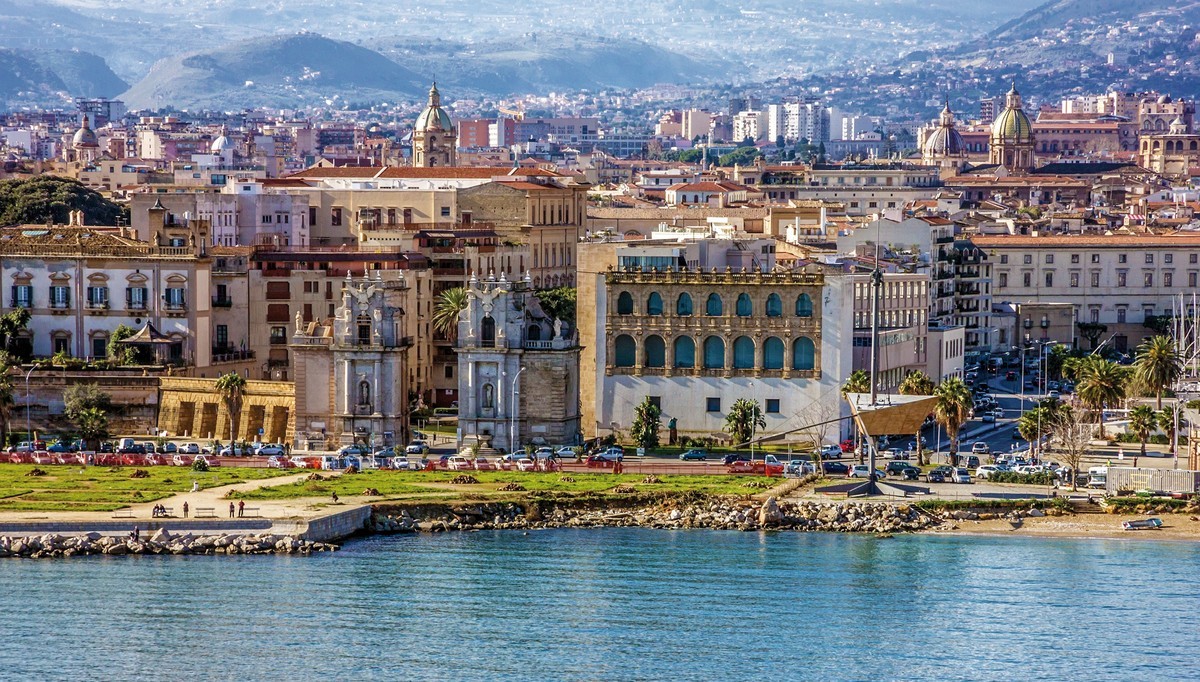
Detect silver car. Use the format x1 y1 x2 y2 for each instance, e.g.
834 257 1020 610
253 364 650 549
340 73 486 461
951 467 972 484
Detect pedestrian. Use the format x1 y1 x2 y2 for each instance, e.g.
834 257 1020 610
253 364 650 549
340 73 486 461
229 501 235 518
182 501 189 518
331 492 339 504
238 500 245 518
1134 456 1139 468
133 526 140 542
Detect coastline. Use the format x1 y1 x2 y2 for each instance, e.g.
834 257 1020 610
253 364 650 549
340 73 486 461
928 513 1200 543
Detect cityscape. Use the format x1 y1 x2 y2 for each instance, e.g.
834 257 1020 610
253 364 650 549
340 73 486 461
1 0 1200 679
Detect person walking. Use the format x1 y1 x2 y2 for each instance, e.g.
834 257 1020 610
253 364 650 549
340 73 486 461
238 500 245 518
182 501 189 518
229 502 236 518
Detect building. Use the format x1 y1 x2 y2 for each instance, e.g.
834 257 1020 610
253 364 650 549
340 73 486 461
412 83 457 168
1138 117 1200 179
920 102 968 174
455 273 581 451
989 84 1036 172
850 272 930 392
577 236 853 445
290 272 415 451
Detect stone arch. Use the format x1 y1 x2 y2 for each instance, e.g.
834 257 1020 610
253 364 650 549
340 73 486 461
646 292 664 316
702 336 725 369
763 336 784 369
735 293 752 317
676 292 693 316
765 293 782 317
732 336 755 368
673 336 695 368
792 336 815 370
614 334 636 367
616 291 633 315
644 335 666 368
795 293 814 317
705 293 723 316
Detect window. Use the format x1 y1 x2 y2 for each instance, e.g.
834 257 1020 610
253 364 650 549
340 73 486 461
10 284 31 308
52 335 69 355
270 326 288 344
1117 272 1127 287
644 335 665 368
1090 308 1100 324
736 293 752 317
216 325 228 347
1144 272 1154 287
616 292 633 315
646 292 663 316
445 365 454 379
1119 254 1127 264
1023 255 1032 265
1070 273 1079 288
792 337 815 370
613 335 636 367
1117 308 1127 323
703 336 725 369
1166 254 1173 264
86 285 108 307
647 396 661 410
1045 272 1053 287
1192 254 1198 264
676 293 693 316
673 336 695 368
705 293 723 316
763 337 784 369
331 208 342 226
49 285 70 308
1091 272 1100 287
1023 273 1031 287
1092 254 1100 263
1071 254 1080 264
733 336 754 368
1145 253 1154 264
1165 272 1173 287
440 206 451 217
795 293 813 317
165 287 186 309
998 273 1007 288
1192 273 1198 288
1000 255 1008 264
706 397 721 412
1045 254 1054 264
91 336 107 358
765 293 782 317
765 399 780 414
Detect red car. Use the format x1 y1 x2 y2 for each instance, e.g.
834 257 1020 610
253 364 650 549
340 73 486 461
726 456 785 476
839 439 855 453
586 455 617 469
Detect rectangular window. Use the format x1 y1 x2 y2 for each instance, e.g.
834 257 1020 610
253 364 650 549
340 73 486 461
1023 273 1032 287
1071 254 1080 264
1092 254 1100 263
49 285 70 308
1146 253 1154 264
1045 254 1054 264
331 208 342 226
165 287 186 309
1119 254 1127 264
1070 273 1079 288
86 286 109 307
444 365 454 379
1165 272 1173 287
1091 272 1100 287
1023 255 1032 265
998 273 1007 288
269 326 288 344
440 206 451 217
10 284 31 308
127 286 147 310
999 255 1008 264
1165 254 1173 264
1144 272 1154 287
765 399 780 414
1091 308 1100 323
706 397 721 412
1117 308 1127 323
648 396 662 410
1192 254 1198 264
1045 272 1053 287
1118 272 1127 287
216 325 228 347
1191 272 1198 288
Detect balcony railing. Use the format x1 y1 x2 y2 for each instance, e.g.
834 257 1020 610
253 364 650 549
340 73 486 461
164 302 188 312
211 349 255 363
212 297 233 308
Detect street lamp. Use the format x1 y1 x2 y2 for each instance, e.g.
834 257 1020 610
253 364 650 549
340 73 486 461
24 364 37 447
509 366 526 453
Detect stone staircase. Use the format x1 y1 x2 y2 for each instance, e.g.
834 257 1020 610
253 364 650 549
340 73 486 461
1069 497 1106 514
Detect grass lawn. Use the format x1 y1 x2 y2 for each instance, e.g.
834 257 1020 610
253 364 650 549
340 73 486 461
0 464 292 512
231 470 782 503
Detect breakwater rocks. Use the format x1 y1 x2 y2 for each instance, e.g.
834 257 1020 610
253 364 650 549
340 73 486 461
0 529 338 559
371 496 940 534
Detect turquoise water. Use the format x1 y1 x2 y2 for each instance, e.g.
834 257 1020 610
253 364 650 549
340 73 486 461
3 529 1197 681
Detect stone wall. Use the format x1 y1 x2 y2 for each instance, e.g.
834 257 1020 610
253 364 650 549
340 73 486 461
158 377 295 442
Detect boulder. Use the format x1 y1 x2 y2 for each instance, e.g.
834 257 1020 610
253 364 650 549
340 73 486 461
758 497 782 527
1028 508 1046 518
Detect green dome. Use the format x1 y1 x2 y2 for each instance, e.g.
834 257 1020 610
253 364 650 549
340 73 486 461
415 82 454 132
991 107 1033 142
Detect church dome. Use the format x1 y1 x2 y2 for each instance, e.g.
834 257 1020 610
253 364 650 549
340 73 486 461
925 102 966 157
991 83 1033 144
210 129 234 153
414 82 454 132
72 115 98 148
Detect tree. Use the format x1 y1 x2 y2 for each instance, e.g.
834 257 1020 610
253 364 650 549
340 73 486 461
1132 335 1182 410
1158 404 1186 458
933 377 972 464
629 397 662 449
0 309 31 361
1128 405 1157 460
724 398 766 446
64 384 112 421
0 356 14 448
74 407 108 452
108 324 140 365
432 287 468 343
215 372 248 441
535 286 576 325
841 370 870 397
1076 356 1128 439
718 146 760 167
898 370 935 465
0 176 127 226
1046 344 1073 381
1076 322 1107 350
1048 406 1091 491
1018 398 1065 444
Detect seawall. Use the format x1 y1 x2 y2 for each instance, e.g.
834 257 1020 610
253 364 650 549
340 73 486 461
299 505 372 542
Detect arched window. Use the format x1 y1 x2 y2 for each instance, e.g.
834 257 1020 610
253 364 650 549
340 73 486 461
765 293 782 317
616 291 633 315
703 336 725 369
673 336 695 368
792 337 815 370
796 293 813 317
644 335 665 368
733 336 755 368
736 293 752 317
705 293 723 316
646 292 663 316
763 337 784 369
481 316 496 347
676 293 693 316
614 335 636 367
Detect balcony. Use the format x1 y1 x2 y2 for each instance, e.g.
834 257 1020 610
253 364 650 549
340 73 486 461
212 296 233 308
164 302 188 316
211 348 255 363
127 302 148 312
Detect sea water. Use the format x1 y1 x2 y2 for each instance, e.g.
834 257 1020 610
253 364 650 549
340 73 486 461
2 529 1197 681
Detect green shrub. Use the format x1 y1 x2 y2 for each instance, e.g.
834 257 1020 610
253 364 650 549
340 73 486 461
987 471 1058 486
191 458 209 472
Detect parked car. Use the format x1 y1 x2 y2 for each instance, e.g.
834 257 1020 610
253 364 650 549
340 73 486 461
728 456 785 475
927 465 954 483
784 459 815 475
474 458 495 471
336 444 370 457
981 413 996 423
534 447 555 459
405 440 429 455
193 455 219 468
555 446 577 458
822 461 850 475
516 458 538 471
679 449 708 461
447 456 473 470
181 443 200 455
722 453 752 465
389 456 411 470
266 456 295 469
950 468 972 484
219 444 251 457
820 444 842 458
256 443 286 457
848 464 886 479
975 465 1001 479
161 442 179 454
963 455 980 469
885 448 904 459
885 461 920 479
600 446 625 461
971 442 991 454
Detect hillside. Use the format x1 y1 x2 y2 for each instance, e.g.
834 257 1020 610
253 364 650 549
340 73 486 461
121 33 429 110
0 48 127 103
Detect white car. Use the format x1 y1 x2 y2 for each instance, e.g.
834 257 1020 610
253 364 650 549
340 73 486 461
975 465 1001 480
951 468 972 484
256 443 285 457
516 458 537 471
390 456 411 470
971 442 991 454
848 464 886 479
555 446 577 458
447 456 473 470
181 443 201 455
405 440 429 455
534 446 554 459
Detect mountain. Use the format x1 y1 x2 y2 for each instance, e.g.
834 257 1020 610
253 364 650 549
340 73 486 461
121 33 429 110
0 48 127 103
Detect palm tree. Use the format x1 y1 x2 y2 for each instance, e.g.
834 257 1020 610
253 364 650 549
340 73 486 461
724 398 766 446
933 377 972 465
629 396 662 449
898 370 935 465
1128 405 1157 461
1132 335 1182 410
841 370 870 397
1076 356 1127 439
432 287 468 343
1017 398 1065 445
74 407 109 452
1158 405 1186 458
215 372 248 442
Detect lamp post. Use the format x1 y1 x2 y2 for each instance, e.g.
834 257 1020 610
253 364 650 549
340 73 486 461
24 364 37 447
509 366 526 453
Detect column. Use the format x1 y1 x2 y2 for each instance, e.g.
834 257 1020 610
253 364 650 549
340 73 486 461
373 360 381 415
343 359 353 414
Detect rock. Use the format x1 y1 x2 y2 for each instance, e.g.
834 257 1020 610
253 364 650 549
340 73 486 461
25 468 47 477
129 469 150 479
1028 508 1046 517
151 528 172 543
759 497 782 527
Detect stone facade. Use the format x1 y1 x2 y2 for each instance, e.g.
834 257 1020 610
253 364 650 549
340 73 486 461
157 377 295 443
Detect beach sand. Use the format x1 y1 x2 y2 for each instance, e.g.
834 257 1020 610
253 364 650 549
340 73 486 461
931 512 1200 542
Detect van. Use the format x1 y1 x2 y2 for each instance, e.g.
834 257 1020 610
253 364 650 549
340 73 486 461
964 455 980 469
1087 466 1108 489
